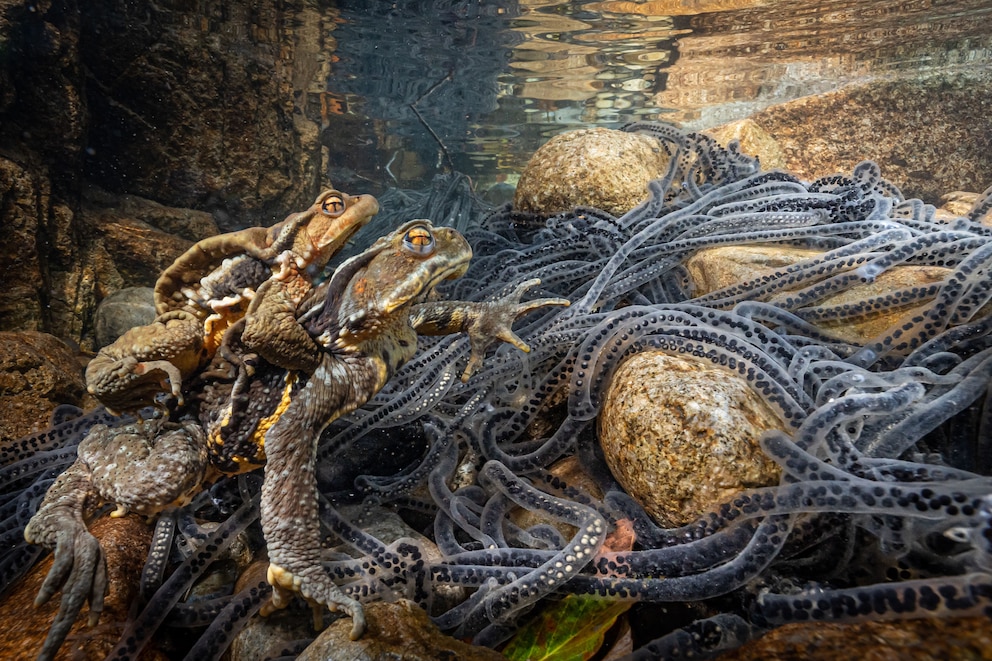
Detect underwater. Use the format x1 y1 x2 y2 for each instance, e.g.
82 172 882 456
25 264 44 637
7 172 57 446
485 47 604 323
2 0 992 659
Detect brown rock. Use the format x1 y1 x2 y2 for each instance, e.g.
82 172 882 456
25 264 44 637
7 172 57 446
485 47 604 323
296 599 505 661
599 351 782 527
686 245 823 296
80 0 326 223
717 617 992 661
686 245 952 344
0 156 53 333
938 191 982 220
0 515 162 661
82 202 193 290
705 119 787 171
83 187 219 243
0 331 85 445
747 73 992 205
228 561 317 661
514 128 670 217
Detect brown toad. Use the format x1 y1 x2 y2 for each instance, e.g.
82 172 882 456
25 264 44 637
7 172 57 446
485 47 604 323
24 219 568 659
85 189 379 414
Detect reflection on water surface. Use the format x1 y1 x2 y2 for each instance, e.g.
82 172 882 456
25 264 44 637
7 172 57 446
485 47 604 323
320 0 992 188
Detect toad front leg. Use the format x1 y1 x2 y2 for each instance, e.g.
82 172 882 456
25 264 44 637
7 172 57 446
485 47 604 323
411 277 570 380
25 420 209 661
85 310 206 413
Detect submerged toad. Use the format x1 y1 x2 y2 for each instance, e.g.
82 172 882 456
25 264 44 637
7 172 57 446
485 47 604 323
85 189 379 414
24 220 568 659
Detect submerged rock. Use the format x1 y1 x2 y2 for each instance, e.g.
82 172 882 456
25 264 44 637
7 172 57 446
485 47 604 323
296 599 505 661
513 127 669 216
685 245 953 345
746 72 992 204
705 119 787 171
718 616 992 661
93 287 156 350
598 351 782 527
0 332 86 445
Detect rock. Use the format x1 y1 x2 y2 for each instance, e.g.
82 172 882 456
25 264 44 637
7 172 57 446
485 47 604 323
82 202 193 291
0 0 86 187
1 0 332 345
79 0 326 224
513 127 670 217
296 599 505 661
510 455 606 543
746 72 992 205
938 191 982 220
704 119 787 171
0 514 163 661
717 616 992 661
93 287 156 349
0 156 49 332
598 351 782 527
685 245 952 345
0 331 86 445
84 186 220 243
337 504 466 615
228 561 317 661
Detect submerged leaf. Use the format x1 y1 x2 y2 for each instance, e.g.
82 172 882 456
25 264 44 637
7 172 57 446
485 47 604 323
502 595 631 661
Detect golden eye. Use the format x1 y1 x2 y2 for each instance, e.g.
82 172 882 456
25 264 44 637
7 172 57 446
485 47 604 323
321 194 346 216
403 225 435 255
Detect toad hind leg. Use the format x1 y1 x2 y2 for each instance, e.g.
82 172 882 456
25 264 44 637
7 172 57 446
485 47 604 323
24 420 209 661
24 461 107 661
258 356 368 639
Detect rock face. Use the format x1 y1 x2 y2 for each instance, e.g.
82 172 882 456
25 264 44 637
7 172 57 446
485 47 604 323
513 127 670 217
79 1 324 224
598 351 782 527
296 599 506 661
0 0 331 345
0 331 86 445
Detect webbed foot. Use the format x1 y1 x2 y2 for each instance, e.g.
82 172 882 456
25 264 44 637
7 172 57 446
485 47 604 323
85 309 204 413
262 562 366 640
24 463 107 661
462 277 570 380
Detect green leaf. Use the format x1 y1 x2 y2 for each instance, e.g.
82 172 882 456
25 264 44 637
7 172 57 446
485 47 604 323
501 595 631 661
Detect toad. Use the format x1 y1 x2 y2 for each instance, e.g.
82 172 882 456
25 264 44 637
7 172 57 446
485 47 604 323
85 189 379 414
24 220 568 660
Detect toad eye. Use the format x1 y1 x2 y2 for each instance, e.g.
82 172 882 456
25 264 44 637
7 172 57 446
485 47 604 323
403 225 435 255
321 194 346 216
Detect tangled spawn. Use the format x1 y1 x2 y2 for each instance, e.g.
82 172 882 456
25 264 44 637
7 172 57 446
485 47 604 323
4 122 992 659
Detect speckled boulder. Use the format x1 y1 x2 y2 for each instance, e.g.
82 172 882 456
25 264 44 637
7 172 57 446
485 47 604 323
513 127 669 216
704 118 787 171
598 351 782 527
685 245 954 345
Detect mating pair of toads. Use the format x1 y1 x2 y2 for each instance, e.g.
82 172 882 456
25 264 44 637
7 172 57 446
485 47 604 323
23 189 568 660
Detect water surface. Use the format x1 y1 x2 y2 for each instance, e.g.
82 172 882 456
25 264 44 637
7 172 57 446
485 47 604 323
319 0 992 189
